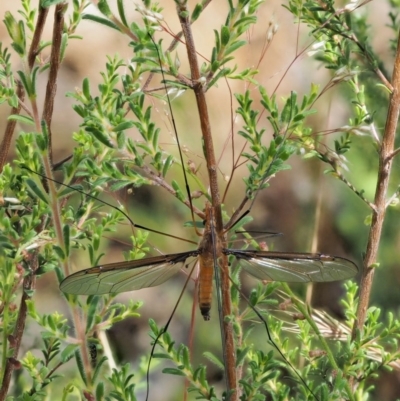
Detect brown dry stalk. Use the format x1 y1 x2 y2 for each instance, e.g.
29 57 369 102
352 32 400 335
0 81 24 173
28 5 49 70
0 218 44 401
42 3 66 166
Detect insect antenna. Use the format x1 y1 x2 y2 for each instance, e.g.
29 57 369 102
23 166 197 246
148 34 201 236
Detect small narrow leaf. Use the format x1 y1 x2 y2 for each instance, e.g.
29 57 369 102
117 0 128 27
95 380 105 400
82 77 91 100
26 179 48 204
86 296 101 333
112 121 135 132
221 26 230 47
75 349 88 386
203 351 224 370
41 0 66 7
53 245 65 260
86 127 114 148
162 367 186 376
191 4 203 22
61 344 80 362
82 14 120 31
93 356 108 384
7 114 34 125
63 224 70 257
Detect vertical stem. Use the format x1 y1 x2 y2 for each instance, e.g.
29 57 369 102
28 5 49 69
176 4 238 400
42 3 66 166
0 226 43 401
352 32 400 335
0 81 24 173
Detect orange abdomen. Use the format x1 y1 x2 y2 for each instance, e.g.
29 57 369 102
198 255 214 321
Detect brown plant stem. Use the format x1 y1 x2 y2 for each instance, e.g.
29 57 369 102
0 81 24 173
42 3 66 166
177 4 238 401
0 222 43 401
352 32 400 336
28 5 49 69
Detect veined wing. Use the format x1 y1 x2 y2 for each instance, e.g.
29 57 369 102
225 250 358 283
60 251 198 295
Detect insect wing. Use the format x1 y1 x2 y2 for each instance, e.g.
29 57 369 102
60 251 196 295
227 250 358 283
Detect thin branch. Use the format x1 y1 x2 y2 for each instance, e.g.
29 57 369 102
331 167 376 210
389 146 400 160
28 5 49 69
0 81 24 173
0 219 44 401
42 3 66 166
352 30 400 338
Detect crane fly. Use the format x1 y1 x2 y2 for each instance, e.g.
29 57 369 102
60 202 358 320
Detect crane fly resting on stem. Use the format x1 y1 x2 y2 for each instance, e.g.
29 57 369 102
60 202 358 320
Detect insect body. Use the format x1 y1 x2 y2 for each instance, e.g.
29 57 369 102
60 203 358 320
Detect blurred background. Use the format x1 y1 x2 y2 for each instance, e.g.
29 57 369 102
1 0 400 399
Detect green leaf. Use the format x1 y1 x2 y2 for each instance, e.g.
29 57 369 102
162 155 174 177
53 245 65 260
82 14 120 31
203 351 224 370
41 0 66 7
225 40 247 56
191 4 203 22
171 180 184 201
95 380 105 400
63 224 70 257
162 367 186 376
82 77 91 100
7 114 34 125
60 32 68 62
4 12 26 56
85 127 114 148
17 70 33 97
112 121 135 132
98 0 112 17
57 184 84 199
39 120 50 151
30 66 40 98
221 26 230 47
93 356 108 384
117 0 128 27
26 179 49 204
61 344 80 362
86 296 101 333
75 349 88 386
281 92 297 123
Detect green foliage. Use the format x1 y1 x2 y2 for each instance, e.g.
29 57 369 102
1 1 400 401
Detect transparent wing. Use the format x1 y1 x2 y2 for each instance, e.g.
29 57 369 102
60 251 197 295
226 250 358 283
